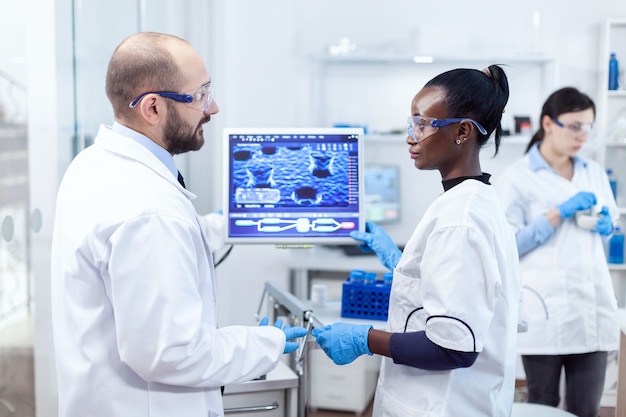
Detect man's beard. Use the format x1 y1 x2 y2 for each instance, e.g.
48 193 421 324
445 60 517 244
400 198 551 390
162 103 207 155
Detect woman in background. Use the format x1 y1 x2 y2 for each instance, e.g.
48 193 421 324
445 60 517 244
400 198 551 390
494 87 619 417
312 65 520 417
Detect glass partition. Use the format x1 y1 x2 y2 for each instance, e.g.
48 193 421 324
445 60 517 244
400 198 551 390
0 2 213 416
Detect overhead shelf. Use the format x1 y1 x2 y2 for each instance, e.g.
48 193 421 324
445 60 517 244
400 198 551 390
317 53 557 66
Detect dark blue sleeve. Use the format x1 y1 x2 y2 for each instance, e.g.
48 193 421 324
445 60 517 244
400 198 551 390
389 331 478 370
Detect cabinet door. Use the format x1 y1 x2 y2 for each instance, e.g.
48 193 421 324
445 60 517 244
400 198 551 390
308 349 380 413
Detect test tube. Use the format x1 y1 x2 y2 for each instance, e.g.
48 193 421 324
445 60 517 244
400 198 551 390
348 269 365 283
363 272 377 285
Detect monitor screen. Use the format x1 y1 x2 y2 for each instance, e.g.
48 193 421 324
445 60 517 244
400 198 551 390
364 164 400 224
223 127 365 244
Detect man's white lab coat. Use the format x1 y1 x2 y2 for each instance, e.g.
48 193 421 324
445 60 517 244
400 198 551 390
51 125 285 417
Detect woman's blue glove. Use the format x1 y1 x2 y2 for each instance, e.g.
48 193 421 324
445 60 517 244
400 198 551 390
557 191 597 219
595 206 614 236
349 221 402 271
311 323 373 365
259 317 308 354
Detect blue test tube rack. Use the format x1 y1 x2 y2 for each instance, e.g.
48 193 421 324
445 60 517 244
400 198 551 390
341 270 392 321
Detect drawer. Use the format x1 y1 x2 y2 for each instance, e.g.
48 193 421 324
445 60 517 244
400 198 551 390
223 389 285 417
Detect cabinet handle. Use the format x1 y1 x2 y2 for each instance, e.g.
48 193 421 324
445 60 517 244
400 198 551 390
224 401 279 414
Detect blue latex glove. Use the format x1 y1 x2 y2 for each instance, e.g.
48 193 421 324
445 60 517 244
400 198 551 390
595 206 614 236
259 317 308 354
557 191 597 219
350 221 402 271
311 322 373 365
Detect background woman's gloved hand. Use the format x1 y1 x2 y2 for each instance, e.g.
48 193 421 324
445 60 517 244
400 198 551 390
595 206 614 236
557 191 597 219
350 221 402 271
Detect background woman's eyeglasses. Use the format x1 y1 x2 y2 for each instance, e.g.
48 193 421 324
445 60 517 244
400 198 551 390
551 118 593 138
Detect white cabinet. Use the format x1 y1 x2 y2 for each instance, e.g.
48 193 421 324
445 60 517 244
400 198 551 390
308 349 380 415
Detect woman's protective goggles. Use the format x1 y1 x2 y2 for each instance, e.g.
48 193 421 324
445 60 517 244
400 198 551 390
407 115 488 143
551 118 593 138
129 81 214 111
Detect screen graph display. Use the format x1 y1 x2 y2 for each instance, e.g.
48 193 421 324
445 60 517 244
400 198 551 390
223 127 365 244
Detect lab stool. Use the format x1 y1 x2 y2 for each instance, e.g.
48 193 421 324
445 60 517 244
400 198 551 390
511 403 577 417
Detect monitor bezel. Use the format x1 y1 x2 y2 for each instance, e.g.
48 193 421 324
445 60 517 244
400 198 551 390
222 127 366 245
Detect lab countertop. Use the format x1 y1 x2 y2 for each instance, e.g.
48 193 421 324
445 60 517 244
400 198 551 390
305 300 387 331
222 360 298 395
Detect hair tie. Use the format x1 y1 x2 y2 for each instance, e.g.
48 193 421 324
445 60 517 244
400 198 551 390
482 67 492 78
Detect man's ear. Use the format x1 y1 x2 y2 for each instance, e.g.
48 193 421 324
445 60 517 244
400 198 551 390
137 94 163 126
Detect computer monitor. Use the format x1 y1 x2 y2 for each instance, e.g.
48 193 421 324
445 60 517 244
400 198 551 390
364 164 401 224
223 127 365 244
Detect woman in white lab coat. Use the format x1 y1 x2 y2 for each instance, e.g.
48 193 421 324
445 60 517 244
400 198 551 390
50 32 306 417
494 87 619 417
312 65 520 416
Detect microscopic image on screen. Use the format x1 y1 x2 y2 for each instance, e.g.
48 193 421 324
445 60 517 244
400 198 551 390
223 128 365 244
231 144 350 208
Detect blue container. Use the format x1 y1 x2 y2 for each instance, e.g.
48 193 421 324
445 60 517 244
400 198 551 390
341 274 391 321
609 226 624 264
609 53 619 91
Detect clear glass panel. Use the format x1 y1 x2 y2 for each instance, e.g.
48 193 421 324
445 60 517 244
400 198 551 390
71 0 213 156
0 2 34 416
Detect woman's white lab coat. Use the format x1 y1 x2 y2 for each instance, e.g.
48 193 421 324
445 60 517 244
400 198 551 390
50 125 286 417
372 180 521 417
495 150 620 355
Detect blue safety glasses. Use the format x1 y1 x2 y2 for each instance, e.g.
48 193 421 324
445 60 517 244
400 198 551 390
551 118 593 138
407 115 488 144
129 81 213 111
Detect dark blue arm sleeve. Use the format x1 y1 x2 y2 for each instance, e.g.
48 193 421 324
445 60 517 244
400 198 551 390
389 331 478 370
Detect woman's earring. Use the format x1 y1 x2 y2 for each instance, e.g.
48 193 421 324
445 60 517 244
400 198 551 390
456 139 461 145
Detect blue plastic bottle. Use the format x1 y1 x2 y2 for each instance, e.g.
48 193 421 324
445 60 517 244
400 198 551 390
609 53 619 91
609 226 624 264
607 168 618 202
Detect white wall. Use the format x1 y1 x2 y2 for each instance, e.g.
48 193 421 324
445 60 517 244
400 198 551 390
204 0 626 326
